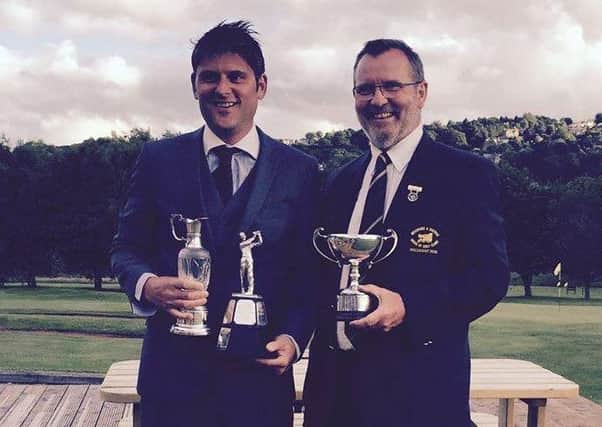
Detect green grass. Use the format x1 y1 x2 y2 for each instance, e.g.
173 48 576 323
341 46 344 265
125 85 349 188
0 313 145 336
471 302 602 403
504 285 602 305
0 331 142 373
0 283 133 314
0 282 144 373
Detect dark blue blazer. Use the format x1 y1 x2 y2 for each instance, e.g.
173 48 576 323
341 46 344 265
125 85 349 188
111 127 320 425
303 135 509 427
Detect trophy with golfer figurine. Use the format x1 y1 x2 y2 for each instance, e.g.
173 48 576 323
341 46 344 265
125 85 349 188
217 230 273 358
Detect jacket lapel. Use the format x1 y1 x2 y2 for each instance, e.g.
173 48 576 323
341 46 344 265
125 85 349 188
238 128 280 232
180 127 219 254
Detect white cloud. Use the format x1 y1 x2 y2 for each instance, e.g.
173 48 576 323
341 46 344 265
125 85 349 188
42 40 142 88
0 39 148 145
407 34 467 55
310 119 347 133
95 56 142 87
472 66 503 81
40 0 201 40
0 45 27 78
2 0 602 145
41 112 132 145
50 40 80 75
0 0 38 33
292 47 337 63
286 47 340 80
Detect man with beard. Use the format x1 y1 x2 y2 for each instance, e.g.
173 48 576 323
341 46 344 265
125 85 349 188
112 21 319 427
303 39 509 427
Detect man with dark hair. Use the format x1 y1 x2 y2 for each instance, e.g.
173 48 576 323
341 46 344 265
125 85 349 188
112 21 319 427
303 39 509 427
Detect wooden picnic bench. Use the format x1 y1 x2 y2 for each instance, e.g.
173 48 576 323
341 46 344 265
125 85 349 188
100 358 578 427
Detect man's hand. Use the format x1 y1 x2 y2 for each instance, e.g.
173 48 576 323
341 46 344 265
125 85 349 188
349 284 406 332
142 276 208 320
255 335 296 375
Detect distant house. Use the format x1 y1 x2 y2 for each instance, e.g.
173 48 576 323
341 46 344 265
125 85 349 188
505 128 520 139
568 120 596 135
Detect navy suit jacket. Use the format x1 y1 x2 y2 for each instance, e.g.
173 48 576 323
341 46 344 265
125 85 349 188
303 135 509 427
111 127 320 424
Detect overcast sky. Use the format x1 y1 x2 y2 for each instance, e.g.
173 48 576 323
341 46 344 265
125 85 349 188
1 0 601 146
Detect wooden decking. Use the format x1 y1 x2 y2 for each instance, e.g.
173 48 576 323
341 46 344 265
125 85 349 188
0 383 125 426
2 382 602 427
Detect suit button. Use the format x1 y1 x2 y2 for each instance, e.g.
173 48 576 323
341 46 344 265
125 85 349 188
328 345 335 351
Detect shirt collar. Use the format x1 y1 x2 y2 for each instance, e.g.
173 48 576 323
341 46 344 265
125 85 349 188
202 125 260 159
369 122 423 172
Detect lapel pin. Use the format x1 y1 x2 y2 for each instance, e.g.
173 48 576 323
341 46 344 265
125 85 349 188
407 185 423 202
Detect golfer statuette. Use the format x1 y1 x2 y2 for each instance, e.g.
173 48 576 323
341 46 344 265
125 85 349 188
217 231 272 358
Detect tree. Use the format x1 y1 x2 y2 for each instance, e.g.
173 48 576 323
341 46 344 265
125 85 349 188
0 141 16 286
293 129 365 174
549 177 602 300
2 118 599 294
59 135 143 289
595 113 602 124
438 127 468 148
11 141 67 287
499 163 554 296
461 119 489 149
562 117 573 125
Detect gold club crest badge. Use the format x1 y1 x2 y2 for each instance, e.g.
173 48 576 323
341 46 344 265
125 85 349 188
410 226 440 254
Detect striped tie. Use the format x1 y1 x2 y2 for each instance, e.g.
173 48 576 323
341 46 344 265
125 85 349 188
359 151 392 235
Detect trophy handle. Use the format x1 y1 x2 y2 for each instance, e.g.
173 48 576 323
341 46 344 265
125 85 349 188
312 228 339 264
370 229 398 266
170 214 187 241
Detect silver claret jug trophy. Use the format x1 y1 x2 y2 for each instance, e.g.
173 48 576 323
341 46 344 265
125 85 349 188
217 231 271 358
313 228 398 320
169 214 211 336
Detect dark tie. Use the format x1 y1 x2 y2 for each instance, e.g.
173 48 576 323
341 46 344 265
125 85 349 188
211 145 239 204
359 151 392 235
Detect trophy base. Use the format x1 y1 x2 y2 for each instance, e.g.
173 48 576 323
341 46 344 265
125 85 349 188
336 310 371 321
170 306 210 336
170 324 211 336
216 325 273 359
336 292 375 321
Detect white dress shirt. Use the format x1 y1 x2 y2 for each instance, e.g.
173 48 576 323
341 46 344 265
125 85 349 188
337 124 423 350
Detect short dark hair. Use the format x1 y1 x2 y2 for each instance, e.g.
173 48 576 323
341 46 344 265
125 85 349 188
353 39 424 81
191 20 265 80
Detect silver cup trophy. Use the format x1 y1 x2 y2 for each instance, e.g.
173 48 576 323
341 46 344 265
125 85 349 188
169 214 211 336
313 228 398 320
217 231 271 358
